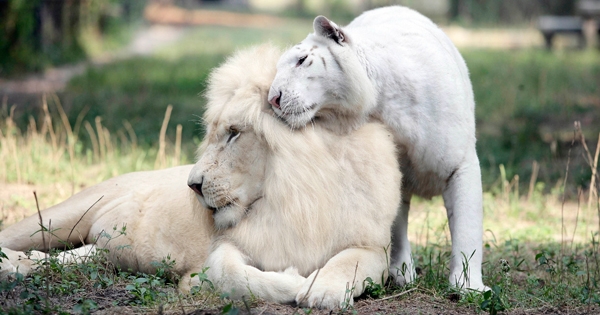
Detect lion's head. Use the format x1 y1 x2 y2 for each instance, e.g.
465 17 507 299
187 45 280 230
267 16 376 132
187 116 268 230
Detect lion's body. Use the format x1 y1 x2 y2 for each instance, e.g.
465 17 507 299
268 6 486 291
0 165 213 289
0 44 401 309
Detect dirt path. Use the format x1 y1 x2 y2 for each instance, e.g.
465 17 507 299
0 25 186 95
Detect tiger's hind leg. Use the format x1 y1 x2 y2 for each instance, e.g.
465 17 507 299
443 152 487 292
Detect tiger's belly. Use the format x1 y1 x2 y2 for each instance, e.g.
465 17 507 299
399 151 449 199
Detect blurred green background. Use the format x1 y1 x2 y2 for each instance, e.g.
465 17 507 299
1 0 599 196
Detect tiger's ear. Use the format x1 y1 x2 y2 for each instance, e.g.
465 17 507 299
313 15 345 44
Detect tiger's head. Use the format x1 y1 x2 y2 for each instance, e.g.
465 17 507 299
268 16 376 132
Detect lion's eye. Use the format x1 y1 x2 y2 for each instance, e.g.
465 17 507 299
296 55 308 67
227 126 240 143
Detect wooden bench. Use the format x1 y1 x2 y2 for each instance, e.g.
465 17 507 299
537 16 585 49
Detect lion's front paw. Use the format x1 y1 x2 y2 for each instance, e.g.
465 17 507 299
280 266 306 291
281 266 303 280
295 270 352 309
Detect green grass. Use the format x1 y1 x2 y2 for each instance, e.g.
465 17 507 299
32 24 312 160
465 49 600 191
0 246 227 314
60 54 218 154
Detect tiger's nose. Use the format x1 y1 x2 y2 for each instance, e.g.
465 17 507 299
188 176 204 197
269 91 281 109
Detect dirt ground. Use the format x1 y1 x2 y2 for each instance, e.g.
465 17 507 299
30 289 600 315
4 278 597 315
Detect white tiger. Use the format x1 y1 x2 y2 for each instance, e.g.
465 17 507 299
268 6 487 291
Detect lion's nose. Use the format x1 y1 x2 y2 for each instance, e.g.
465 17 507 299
188 176 204 197
269 91 281 109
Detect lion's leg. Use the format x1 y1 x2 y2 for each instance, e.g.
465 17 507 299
178 271 199 293
389 194 416 286
296 247 388 309
0 189 104 251
53 244 97 264
204 242 305 303
442 152 487 291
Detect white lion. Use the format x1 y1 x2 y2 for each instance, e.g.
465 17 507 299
267 6 487 291
0 44 401 309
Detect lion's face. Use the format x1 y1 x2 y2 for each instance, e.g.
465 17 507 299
188 44 281 230
188 110 267 230
268 34 346 129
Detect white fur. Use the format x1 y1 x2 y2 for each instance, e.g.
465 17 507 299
0 44 402 308
268 6 487 291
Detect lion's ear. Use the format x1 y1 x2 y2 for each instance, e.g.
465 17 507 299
313 15 345 44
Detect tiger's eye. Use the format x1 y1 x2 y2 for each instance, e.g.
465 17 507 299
296 55 308 66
